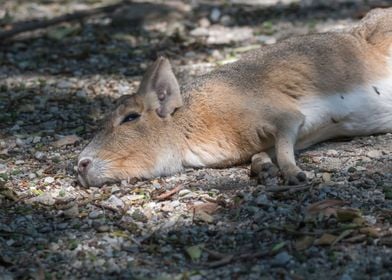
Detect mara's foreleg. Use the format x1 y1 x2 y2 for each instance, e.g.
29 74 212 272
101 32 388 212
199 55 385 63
251 109 307 185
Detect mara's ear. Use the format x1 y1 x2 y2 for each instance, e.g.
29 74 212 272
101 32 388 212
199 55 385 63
136 57 183 118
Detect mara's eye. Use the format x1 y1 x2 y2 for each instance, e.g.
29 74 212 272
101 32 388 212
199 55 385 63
121 113 140 124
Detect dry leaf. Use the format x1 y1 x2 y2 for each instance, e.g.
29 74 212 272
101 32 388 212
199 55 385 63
345 234 367 243
193 202 219 214
306 199 348 215
53 135 81 147
336 208 361 222
185 244 203 261
295 236 315 251
353 217 367 226
194 210 214 223
331 229 354 246
359 227 381 238
314 233 338 245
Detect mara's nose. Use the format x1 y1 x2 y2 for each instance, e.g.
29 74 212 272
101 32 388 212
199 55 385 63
78 158 92 174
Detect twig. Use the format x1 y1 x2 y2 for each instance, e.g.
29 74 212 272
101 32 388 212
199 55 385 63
266 184 311 193
0 1 130 41
92 201 124 215
207 255 234 268
258 225 320 236
257 224 366 237
202 247 270 268
154 185 183 201
202 247 228 259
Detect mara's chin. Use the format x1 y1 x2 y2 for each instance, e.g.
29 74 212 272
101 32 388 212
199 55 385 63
77 174 118 188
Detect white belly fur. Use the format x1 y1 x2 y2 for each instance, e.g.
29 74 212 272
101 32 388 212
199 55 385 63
297 77 392 149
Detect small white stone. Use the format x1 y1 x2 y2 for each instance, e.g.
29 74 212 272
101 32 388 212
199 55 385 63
44 177 55 184
0 163 7 173
34 151 45 160
11 124 20 131
32 136 41 143
15 138 24 146
210 8 221 22
57 80 74 89
106 195 125 209
366 150 383 159
322 172 332 182
89 210 102 219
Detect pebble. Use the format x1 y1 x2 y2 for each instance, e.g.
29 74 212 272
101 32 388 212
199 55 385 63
11 124 20 131
254 194 271 207
178 189 192 197
160 201 174 212
75 89 87 98
106 195 125 209
131 209 147 222
347 166 356 173
340 274 352 280
44 177 55 184
96 225 110 233
15 138 24 146
34 151 45 160
57 223 68 230
32 136 41 143
220 15 232 26
89 210 102 219
322 172 332 182
31 192 55 206
63 204 79 218
28 173 36 179
366 150 383 159
256 35 277 44
210 8 221 22
0 163 7 173
190 27 209 37
198 17 210 28
326 149 339 156
57 80 74 89
271 251 292 267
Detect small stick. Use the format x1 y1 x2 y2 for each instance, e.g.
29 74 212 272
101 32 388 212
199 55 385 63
154 185 183 201
266 184 311 193
92 201 124 215
202 248 270 268
206 255 234 268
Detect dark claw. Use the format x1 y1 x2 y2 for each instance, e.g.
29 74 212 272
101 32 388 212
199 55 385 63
297 171 307 182
287 175 300 185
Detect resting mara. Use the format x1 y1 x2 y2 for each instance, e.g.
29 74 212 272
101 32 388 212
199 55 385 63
78 8 392 188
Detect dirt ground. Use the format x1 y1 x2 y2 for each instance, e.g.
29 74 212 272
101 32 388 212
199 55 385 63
0 0 391 279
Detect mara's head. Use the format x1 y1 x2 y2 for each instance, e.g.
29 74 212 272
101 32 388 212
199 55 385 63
77 57 184 187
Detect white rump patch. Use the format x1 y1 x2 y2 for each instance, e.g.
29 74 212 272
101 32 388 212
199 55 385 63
297 76 392 148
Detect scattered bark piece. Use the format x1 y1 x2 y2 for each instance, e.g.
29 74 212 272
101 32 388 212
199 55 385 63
154 185 183 201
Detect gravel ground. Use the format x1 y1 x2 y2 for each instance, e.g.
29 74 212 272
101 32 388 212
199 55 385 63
0 0 391 279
